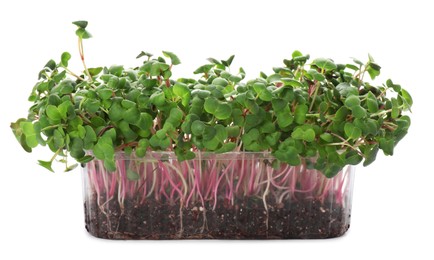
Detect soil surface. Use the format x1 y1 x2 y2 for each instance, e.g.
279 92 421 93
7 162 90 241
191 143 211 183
85 195 350 239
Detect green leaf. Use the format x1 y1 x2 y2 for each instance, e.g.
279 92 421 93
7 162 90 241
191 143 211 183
127 169 140 181
242 129 260 145
20 122 38 148
149 135 170 150
292 50 302 58
121 99 136 109
97 88 113 100
294 104 308 124
150 91 166 106
58 101 71 120
53 129 65 148
70 138 85 159
38 160 54 172
272 99 287 111
212 78 229 87
253 82 273 101
84 99 101 114
291 126 316 142
351 105 367 119
33 122 46 145
344 122 362 140
346 64 360 71
44 59 57 70
345 151 363 165
173 82 191 106
215 142 236 153
214 103 232 120
150 62 170 76
119 120 138 142
93 136 114 162
276 112 294 128
222 55 235 67
207 57 221 64
108 102 124 122
334 107 349 122
306 69 325 81
204 98 219 114
60 52 71 67
226 126 241 138
344 95 360 108
324 165 342 178
135 147 147 157
201 126 216 141
162 51 181 65
399 89 413 109
391 98 399 119
363 144 379 167
320 133 333 143
367 62 381 80
46 105 62 121
193 64 214 74
135 113 153 132
88 67 103 76
336 82 358 97
281 78 303 88
72 20 88 29
107 77 119 88
366 93 378 113
77 155 94 163
265 132 281 146
75 28 92 39
312 58 337 71
173 82 189 97
214 124 228 142
191 121 206 136
273 146 300 166
109 65 124 77
83 126 97 149
136 51 153 59
191 89 211 99
379 138 394 155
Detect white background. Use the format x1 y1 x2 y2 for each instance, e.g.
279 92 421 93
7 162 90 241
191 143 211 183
1 0 433 259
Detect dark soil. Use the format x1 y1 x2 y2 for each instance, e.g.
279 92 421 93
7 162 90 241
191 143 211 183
84 195 351 239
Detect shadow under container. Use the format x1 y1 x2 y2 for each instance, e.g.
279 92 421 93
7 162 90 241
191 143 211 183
82 152 355 239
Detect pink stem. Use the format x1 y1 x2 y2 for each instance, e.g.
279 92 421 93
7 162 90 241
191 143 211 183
108 171 116 198
212 160 234 210
235 156 245 195
159 161 183 201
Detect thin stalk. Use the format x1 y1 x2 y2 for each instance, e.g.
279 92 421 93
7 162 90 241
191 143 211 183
78 37 92 81
262 167 272 232
63 67 85 81
164 162 188 199
309 81 320 112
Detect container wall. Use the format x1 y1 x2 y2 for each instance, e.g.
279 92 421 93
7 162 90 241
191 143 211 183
82 152 355 239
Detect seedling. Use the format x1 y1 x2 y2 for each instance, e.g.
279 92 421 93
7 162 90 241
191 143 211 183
11 21 412 239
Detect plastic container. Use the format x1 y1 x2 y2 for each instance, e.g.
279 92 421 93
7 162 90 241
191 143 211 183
82 152 355 239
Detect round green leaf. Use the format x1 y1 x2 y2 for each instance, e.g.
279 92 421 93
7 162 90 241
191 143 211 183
344 95 361 108
344 122 362 140
312 58 337 71
46 105 61 121
351 105 367 119
191 121 206 136
294 104 308 124
61 52 71 67
214 103 232 120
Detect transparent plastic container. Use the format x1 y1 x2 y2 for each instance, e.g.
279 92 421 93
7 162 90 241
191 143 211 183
82 152 355 239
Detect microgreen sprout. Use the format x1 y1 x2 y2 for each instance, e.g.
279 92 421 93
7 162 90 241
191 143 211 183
11 21 412 179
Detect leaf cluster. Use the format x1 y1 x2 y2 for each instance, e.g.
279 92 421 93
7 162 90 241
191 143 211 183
11 22 412 177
